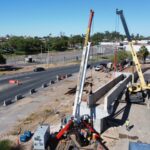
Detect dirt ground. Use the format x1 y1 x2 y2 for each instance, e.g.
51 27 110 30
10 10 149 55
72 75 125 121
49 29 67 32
101 102 150 150
0 69 112 149
0 64 149 149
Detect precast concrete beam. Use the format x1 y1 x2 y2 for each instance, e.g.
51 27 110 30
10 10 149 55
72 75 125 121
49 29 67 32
104 74 132 114
88 74 124 106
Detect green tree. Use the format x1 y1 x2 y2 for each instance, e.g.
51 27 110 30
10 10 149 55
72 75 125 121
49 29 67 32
91 31 125 44
69 35 83 48
138 45 149 63
47 36 68 51
111 50 130 63
7 36 44 54
91 32 104 44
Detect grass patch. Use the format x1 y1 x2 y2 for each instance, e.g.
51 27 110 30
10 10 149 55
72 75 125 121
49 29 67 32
44 108 53 113
89 55 111 63
0 139 12 150
24 113 36 122
0 139 23 150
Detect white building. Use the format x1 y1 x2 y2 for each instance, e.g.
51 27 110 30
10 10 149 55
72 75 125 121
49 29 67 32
100 41 150 52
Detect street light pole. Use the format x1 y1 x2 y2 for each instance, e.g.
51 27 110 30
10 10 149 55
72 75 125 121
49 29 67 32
41 45 43 64
47 46 50 68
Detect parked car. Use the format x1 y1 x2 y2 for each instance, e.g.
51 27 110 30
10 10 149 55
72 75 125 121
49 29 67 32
33 67 45 72
87 64 92 69
95 65 103 71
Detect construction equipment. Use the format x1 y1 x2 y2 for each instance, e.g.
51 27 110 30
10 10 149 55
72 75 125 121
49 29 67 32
116 9 150 102
33 124 50 150
20 130 32 142
31 10 105 150
73 9 94 118
55 9 94 141
52 10 104 149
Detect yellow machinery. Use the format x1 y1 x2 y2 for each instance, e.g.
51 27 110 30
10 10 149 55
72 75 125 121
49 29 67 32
84 10 94 47
116 9 150 102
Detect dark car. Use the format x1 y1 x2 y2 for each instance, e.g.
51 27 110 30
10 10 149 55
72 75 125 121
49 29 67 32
99 62 107 68
33 67 45 72
87 64 92 69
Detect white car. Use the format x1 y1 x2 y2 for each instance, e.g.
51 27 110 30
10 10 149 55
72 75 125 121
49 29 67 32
95 65 103 71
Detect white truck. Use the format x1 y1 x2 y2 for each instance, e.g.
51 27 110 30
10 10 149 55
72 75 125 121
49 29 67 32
25 56 33 63
32 124 50 150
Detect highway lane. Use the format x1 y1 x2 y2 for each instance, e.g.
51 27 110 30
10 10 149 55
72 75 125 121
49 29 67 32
0 64 81 104
0 65 79 85
0 60 108 105
0 60 104 84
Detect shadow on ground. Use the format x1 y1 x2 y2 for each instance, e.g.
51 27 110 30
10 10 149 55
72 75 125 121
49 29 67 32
102 99 132 133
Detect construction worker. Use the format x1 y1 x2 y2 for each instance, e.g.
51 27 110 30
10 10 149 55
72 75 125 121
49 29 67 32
125 119 130 131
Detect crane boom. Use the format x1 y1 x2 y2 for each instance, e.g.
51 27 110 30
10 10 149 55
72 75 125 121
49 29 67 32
73 10 94 118
116 9 148 92
84 10 94 47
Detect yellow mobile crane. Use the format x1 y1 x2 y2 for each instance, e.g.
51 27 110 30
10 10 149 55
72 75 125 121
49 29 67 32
116 9 150 103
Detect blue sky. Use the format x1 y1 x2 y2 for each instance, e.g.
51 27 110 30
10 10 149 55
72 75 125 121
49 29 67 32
0 0 150 37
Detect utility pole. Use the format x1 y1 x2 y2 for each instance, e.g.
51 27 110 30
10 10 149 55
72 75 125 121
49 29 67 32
41 45 43 64
47 46 50 68
114 44 117 72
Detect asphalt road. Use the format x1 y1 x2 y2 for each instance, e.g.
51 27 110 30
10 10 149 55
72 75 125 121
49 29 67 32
0 61 107 105
0 64 81 105
0 62 149 105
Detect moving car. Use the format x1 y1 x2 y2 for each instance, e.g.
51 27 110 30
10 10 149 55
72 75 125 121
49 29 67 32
33 67 45 72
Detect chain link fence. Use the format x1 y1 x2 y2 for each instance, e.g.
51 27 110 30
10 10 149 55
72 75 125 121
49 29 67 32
6 46 114 66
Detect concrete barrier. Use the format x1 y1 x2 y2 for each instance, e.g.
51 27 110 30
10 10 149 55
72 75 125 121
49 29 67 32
56 75 59 82
30 89 36 94
51 80 55 84
104 74 132 114
3 99 12 106
42 83 48 88
49 80 55 85
49 81 52 85
88 74 124 106
56 74 67 81
15 95 23 101
65 74 72 78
